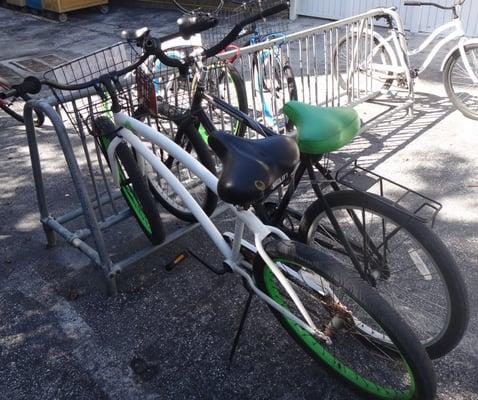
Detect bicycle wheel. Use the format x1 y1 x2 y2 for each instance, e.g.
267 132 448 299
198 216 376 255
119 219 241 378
253 239 436 399
93 117 165 245
332 32 394 93
252 51 297 132
206 63 248 137
298 190 469 359
444 43 478 120
138 117 218 223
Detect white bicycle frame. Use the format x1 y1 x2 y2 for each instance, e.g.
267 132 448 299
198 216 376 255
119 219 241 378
105 109 333 344
347 4 478 85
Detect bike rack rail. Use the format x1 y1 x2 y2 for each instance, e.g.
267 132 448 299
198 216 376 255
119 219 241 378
211 7 413 136
23 97 229 295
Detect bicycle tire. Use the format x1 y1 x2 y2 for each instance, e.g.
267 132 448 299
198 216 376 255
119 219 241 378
142 120 218 222
253 239 436 399
298 189 469 359
212 63 248 137
443 43 478 120
252 50 296 132
332 32 394 93
93 117 165 245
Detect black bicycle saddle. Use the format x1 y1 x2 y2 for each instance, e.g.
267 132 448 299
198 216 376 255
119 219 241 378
208 132 300 206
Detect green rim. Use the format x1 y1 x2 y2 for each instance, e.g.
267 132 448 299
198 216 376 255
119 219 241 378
99 135 152 235
263 262 416 400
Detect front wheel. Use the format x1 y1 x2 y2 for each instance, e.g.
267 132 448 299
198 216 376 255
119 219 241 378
444 43 478 120
298 189 469 359
93 117 165 245
253 239 436 399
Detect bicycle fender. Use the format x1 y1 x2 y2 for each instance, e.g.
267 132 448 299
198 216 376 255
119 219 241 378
441 37 478 77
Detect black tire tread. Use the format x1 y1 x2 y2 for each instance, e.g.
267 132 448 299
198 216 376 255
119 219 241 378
94 117 165 245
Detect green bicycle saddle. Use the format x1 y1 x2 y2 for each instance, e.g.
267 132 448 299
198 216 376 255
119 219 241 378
283 101 360 155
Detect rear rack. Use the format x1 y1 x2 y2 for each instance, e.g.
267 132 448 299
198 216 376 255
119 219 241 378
335 160 442 227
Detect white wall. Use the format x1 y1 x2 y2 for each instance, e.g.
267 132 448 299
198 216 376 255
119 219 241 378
294 0 478 36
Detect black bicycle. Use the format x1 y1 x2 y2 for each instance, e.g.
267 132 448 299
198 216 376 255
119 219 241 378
126 9 469 360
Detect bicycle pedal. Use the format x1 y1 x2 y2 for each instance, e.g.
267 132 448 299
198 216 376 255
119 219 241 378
164 251 188 271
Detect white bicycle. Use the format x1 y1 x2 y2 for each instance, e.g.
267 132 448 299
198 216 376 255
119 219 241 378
333 0 478 119
24 5 438 398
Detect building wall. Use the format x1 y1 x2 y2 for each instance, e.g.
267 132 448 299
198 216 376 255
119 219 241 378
293 0 478 36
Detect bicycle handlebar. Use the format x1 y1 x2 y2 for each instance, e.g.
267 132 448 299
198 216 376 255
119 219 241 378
403 1 455 10
145 2 288 69
0 76 42 99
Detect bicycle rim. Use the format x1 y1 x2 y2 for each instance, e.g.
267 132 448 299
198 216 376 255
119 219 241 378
262 260 417 399
305 203 451 349
446 44 478 118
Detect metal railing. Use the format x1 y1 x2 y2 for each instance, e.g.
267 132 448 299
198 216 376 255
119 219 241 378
209 7 413 136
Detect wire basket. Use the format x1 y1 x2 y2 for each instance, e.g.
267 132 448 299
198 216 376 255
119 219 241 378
201 0 290 48
43 42 197 136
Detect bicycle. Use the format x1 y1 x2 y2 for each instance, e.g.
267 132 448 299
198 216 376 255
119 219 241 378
332 0 478 120
134 6 469 360
0 76 44 126
17 6 438 397
203 0 298 132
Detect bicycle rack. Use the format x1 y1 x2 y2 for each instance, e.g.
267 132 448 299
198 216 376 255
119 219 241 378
23 98 228 295
208 7 414 138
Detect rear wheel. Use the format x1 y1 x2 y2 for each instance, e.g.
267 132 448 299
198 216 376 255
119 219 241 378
206 63 248 137
254 239 436 399
298 190 469 359
444 43 478 120
93 117 165 244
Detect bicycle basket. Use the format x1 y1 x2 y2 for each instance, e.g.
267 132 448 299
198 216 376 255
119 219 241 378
43 42 196 136
43 42 145 135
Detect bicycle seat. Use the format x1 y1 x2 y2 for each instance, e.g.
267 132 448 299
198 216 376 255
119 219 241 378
121 27 150 41
283 101 360 155
208 132 300 206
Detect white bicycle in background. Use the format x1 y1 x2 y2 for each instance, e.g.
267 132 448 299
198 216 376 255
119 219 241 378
333 0 478 119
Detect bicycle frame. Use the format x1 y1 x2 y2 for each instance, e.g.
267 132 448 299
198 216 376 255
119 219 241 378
106 109 332 343
349 6 478 83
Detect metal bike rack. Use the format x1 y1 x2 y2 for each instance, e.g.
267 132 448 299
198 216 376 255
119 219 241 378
23 97 228 295
211 7 413 137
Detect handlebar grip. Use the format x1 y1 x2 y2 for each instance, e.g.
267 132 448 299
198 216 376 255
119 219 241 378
22 76 42 95
204 2 288 58
404 1 421 5
144 38 188 72
0 76 41 99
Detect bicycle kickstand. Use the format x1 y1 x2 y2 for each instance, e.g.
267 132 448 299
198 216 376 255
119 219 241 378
228 289 254 368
